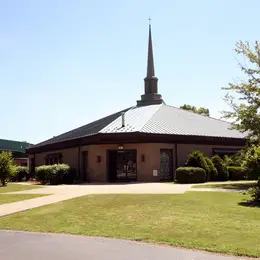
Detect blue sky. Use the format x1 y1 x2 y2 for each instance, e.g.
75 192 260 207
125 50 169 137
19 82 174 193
0 0 258 144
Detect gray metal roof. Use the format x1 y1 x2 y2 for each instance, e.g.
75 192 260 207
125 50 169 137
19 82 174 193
31 103 246 148
32 108 130 148
100 104 246 138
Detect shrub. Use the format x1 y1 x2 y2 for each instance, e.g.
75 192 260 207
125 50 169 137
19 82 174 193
231 150 246 166
48 164 70 185
0 152 14 186
35 164 76 185
12 166 29 182
175 167 206 184
9 167 16 182
211 155 229 181
185 151 210 179
242 145 260 180
36 165 54 184
227 166 246 180
248 178 260 202
223 155 233 166
204 157 218 181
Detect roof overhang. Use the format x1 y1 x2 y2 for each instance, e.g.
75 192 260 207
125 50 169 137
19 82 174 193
26 132 247 154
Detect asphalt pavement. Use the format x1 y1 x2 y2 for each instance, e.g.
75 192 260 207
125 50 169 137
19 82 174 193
0 230 253 260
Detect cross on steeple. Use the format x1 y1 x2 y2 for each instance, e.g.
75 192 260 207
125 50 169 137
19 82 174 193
148 17 152 25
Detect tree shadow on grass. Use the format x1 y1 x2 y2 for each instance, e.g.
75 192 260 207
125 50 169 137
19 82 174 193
238 200 260 208
215 183 256 190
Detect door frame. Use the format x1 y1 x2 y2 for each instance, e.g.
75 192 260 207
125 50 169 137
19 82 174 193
106 149 138 182
160 149 174 181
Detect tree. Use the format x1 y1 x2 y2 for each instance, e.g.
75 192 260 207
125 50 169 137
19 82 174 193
180 104 210 116
222 41 260 143
185 151 210 179
211 155 229 181
204 157 218 181
242 145 260 180
0 152 13 186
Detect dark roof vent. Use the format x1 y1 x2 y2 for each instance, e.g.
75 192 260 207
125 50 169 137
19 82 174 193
121 112 125 127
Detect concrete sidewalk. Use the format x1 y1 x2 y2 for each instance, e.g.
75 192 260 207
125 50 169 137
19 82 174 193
6 182 193 195
0 191 89 217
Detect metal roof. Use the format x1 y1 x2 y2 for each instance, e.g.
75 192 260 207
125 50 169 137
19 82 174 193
0 139 32 153
32 108 130 148
30 103 247 149
100 104 246 138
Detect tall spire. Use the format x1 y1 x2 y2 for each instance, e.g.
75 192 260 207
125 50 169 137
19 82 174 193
137 19 163 106
147 23 155 78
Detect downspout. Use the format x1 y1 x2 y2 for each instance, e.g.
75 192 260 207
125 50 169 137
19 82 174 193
174 144 178 180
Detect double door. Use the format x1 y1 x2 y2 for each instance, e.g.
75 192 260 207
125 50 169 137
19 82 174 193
108 150 137 182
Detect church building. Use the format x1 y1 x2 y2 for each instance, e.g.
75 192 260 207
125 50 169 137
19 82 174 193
27 25 247 182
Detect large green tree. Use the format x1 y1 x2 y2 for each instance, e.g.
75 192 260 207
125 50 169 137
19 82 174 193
222 41 260 143
180 104 210 116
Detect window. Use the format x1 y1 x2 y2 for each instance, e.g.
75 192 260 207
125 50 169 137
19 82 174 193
45 153 62 165
212 148 239 158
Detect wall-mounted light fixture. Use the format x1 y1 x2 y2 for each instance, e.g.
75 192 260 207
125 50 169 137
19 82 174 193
141 154 145 162
118 145 124 150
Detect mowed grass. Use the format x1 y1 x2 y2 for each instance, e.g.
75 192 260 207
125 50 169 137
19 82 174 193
0 183 43 193
192 181 257 190
0 194 48 205
0 192 259 257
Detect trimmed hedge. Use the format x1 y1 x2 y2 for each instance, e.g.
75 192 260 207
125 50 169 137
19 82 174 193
36 164 77 185
211 155 229 181
175 167 206 184
227 166 246 180
185 151 210 179
11 166 29 182
205 157 218 181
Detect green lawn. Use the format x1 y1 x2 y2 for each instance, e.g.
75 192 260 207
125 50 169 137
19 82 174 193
0 194 47 205
0 183 43 193
192 181 256 190
0 192 259 257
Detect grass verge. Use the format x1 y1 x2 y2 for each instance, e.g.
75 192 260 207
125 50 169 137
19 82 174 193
0 183 43 193
0 194 48 205
192 181 256 190
0 192 259 257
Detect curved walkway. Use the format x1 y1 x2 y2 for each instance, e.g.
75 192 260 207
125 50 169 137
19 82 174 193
0 230 253 260
0 181 252 217
0 183 192 217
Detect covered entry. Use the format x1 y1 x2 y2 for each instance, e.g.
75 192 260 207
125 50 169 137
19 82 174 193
107 150 137 182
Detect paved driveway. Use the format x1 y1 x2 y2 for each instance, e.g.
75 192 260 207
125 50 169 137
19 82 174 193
0 183 192 217
0 231 252 260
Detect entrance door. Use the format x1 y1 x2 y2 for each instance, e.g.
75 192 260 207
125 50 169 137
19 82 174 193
160 149 173 181
108 151 117 182
108 150 137 182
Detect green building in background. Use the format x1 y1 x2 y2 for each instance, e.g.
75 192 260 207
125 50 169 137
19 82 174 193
0 139 33 166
